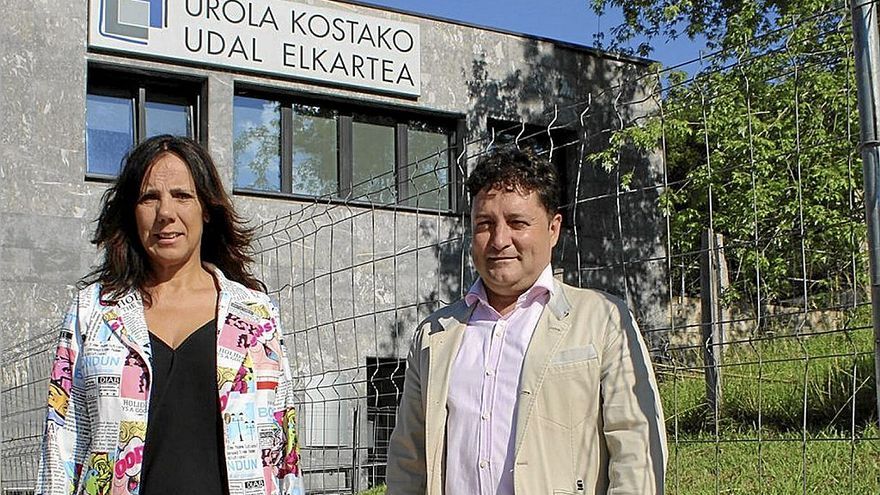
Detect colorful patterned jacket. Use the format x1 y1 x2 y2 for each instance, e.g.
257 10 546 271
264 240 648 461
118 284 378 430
36 265 304 495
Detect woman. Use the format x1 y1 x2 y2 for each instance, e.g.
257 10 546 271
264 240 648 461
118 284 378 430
36 135 303 495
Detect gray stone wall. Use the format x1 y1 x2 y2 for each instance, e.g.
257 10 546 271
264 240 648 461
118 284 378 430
0 0 661 490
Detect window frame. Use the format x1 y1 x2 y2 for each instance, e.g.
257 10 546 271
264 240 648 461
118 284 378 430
85 63 207 181
233 85 466 213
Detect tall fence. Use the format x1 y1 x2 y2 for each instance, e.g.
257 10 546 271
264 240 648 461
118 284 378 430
2 1 879 494
249 1 880 494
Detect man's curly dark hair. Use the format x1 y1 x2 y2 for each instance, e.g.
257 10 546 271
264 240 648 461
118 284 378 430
466 147 560 214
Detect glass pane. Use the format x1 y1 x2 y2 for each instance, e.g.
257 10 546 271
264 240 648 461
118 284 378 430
292 105 338 197
145 100 191 138
405 128 450 210
86 93 134 176
352 121 395 204
233 95 281 192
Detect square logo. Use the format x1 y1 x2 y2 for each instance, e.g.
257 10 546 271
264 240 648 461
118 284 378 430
99 0 166 44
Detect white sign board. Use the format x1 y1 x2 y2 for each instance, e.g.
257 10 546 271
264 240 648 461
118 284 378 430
88 0 421 96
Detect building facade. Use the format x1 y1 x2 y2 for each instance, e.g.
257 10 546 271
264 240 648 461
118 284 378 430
0 1 663 492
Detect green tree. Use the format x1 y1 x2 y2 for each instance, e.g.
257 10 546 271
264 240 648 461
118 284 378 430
590 0 865 305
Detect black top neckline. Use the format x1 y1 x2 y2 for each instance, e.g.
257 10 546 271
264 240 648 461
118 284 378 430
148 318 215 351
140 318 228 495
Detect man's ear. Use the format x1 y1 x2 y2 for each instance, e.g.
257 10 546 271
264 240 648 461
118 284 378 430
549 212 562 247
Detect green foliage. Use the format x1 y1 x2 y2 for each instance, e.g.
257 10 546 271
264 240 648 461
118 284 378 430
590 0 841 57
362 328 876 493
590 0 865 305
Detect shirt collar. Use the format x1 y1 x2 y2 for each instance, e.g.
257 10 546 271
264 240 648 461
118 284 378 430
465 264 556 310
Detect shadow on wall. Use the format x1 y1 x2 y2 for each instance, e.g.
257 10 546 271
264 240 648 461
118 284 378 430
376 215 467 358
463 39 670 348
563 143 670 350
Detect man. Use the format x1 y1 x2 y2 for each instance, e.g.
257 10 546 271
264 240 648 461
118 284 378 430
386 147 667 495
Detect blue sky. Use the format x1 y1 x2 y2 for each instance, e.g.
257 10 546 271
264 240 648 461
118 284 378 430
359 0 708 69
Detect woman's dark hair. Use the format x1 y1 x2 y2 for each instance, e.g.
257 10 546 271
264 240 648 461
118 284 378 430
83 135 264 302
466 146 561 214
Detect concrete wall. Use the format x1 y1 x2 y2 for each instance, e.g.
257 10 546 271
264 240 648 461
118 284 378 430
0 0 661 491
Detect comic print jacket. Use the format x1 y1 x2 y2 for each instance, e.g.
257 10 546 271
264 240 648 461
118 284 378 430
36 265 304 495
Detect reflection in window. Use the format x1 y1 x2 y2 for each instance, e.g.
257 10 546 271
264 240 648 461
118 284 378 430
405 126 449 210
146 100 192 139
86 67 201 177
232 89 459 210
292 105 338 197
86 94 134 176
233 96 282 192
352 121 395 204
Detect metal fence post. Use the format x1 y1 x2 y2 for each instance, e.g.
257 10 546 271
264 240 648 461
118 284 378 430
851 0 880 425
701 229 727 411
351 403 361 495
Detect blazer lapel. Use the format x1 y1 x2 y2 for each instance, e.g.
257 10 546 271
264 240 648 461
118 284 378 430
102 291 152 379
425 301 475 471
426 305 473 404
513 282 572 457
214 283 267 412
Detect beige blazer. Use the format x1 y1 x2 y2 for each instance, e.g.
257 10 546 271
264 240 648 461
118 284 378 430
386 280 667 495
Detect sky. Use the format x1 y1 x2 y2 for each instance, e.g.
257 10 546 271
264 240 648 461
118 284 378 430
358 0 708 69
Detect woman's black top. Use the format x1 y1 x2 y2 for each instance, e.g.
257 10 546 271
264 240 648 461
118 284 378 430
140 319 228 495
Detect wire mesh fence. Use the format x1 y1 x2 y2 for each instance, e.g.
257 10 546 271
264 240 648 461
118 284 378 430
249 1 880 494
2 1 879 494
1 326 59 493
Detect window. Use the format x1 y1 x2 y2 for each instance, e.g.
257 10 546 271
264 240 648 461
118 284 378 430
233 88 464 211
86 66 204 177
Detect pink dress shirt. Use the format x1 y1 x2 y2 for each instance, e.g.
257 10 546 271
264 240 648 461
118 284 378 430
445 265 555 495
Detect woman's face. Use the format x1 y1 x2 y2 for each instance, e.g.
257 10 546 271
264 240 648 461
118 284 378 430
134 152 206 275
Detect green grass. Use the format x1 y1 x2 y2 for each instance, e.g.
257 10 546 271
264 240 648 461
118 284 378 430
667 427 880 494
660 327 877 433
661 323 879 493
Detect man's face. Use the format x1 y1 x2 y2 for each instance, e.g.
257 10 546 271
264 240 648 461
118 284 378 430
471 186 561 303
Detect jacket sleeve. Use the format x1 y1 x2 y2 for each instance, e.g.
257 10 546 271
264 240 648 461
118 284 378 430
35 295 91 495
385 325 427 495
271 302 306 495
600 302 668 494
